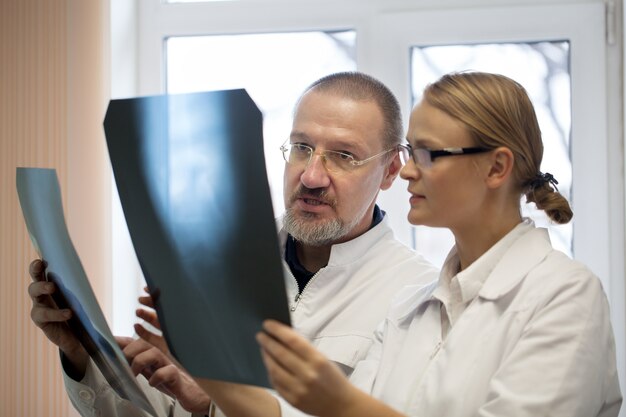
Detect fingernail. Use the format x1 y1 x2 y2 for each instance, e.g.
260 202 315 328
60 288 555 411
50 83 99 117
63 310 72 318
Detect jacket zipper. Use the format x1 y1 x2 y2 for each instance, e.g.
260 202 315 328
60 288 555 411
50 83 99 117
291 271 321 312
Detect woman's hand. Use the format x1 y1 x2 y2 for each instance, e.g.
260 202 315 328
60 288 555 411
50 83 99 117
258 319 405 417
256 320 359 416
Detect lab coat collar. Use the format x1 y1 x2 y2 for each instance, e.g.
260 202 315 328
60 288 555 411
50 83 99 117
393 280 440 326
392 221 553 325
477 225 553 301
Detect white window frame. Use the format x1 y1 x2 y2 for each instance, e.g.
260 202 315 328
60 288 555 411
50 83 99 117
111 0 624 409
370 4 610 278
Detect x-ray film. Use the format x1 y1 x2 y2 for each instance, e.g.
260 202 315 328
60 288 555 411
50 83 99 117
16 167 158 416
104 89 291 387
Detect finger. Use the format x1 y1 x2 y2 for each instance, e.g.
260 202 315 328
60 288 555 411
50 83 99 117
147 364 180 397
28 280 55 301
138 294 155 309
120 338 154 364
130 348 169 377
30 305 72 327
115 336 135 349
136 308 161 329
28 280 62 312
256 331 310 379
135 323 169 353
259 347 302 404
29 259 47 282
262 320 319 362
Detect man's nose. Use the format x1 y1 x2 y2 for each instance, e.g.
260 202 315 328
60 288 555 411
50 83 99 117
300 153 331 189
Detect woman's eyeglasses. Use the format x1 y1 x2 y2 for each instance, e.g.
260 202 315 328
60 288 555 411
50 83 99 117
398 143 492 168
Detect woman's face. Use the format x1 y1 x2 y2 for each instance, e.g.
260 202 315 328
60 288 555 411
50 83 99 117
400 100 491 231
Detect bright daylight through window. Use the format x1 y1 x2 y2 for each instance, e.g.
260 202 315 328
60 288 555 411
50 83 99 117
167 31 356 215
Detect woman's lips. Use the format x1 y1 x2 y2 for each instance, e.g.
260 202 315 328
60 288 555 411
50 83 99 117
409 194 425 205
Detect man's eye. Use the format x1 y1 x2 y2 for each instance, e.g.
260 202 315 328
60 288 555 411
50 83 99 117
335 152 354 161
293 144 310 152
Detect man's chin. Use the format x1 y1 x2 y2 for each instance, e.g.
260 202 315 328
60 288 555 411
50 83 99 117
283 211 347 246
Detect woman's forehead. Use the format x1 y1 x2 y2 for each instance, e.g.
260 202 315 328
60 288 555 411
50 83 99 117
408 102 472 148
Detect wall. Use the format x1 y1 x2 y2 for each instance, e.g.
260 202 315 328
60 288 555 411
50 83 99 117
0 1 110 416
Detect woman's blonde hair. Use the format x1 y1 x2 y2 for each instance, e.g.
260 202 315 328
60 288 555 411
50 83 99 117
422 71 572 224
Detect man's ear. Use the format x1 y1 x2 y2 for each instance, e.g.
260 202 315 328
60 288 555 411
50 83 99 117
380 153 402 191
485 147 515 189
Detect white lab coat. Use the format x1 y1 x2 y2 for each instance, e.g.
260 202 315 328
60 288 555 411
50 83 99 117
63 216 438 417
348 221 622 417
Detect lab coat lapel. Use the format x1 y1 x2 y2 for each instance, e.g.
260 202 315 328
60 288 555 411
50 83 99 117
478 227 553 301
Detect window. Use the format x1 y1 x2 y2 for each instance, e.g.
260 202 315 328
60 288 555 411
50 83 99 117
166 31 356 214
369 3 616 286
115 1 623 401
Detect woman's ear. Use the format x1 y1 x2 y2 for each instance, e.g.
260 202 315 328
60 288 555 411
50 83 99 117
380 153 402 191
485 147 515 189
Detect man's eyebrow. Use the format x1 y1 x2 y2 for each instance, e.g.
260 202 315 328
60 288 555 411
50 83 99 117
288 133 363 153
327 140 362 152
289 131 309 142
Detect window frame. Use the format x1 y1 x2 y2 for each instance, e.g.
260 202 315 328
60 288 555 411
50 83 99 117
116 1 624 409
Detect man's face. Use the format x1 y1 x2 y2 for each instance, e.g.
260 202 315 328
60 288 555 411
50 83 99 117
282 90 399 246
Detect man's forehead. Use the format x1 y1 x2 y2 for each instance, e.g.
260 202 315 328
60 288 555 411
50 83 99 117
291 90 386 149
297 88 379 110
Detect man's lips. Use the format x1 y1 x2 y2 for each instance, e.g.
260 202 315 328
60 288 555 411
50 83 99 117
299 195 330 205
302 198 325 206
293 195 333 211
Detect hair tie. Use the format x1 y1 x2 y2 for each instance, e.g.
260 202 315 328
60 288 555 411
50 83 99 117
527 172 559 191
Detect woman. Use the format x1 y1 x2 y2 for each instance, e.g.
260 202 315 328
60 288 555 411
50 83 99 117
256 72 622 417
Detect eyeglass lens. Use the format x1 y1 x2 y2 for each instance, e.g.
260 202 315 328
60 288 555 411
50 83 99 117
399 145 432 167
283 144 354 172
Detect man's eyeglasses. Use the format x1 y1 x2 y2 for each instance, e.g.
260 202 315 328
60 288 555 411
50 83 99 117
280 142 396 173
398 143 492 168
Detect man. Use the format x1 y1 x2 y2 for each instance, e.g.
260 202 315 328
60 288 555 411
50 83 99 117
28 72 438 416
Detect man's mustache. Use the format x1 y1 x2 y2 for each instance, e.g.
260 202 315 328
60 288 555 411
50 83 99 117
289 185 336 208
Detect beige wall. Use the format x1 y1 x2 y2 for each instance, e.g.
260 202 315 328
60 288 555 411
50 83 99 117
0 1 110 416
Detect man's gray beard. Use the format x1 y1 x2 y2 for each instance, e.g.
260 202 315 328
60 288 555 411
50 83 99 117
282 208 361 246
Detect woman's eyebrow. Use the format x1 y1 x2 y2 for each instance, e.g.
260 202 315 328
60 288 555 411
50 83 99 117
408 137 438 148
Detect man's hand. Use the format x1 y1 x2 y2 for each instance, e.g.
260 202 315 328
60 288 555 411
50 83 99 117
27 259 88 377
115 302 212 414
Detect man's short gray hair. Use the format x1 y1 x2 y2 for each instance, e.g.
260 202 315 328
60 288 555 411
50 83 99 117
297 72 403 150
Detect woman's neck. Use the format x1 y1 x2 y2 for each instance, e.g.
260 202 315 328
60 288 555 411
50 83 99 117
452 208 522 271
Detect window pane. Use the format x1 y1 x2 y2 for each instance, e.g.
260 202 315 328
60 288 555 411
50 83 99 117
411 42 572 266
166 31 356 215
